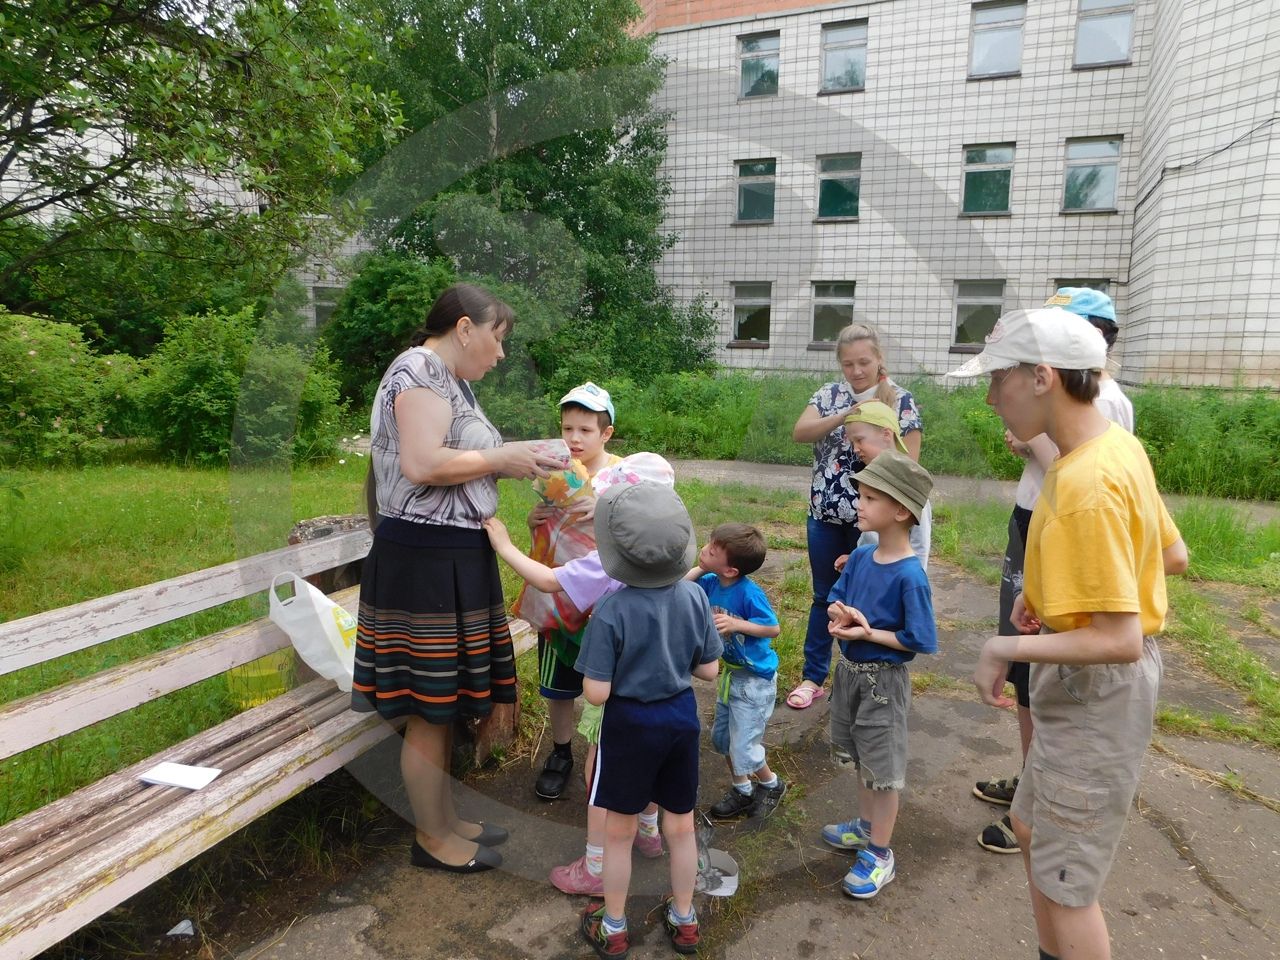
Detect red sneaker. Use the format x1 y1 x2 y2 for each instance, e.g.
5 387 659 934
661 896 699 955
581 901 629 958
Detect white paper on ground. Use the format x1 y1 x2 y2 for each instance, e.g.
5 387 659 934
140 761 221 790
166 919 195 937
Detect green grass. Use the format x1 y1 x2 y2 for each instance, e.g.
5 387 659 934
1173 502 1280 589
930 499 1010 583
1161 579 1280 748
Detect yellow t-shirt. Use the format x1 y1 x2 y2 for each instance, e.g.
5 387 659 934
1024 423 1180 636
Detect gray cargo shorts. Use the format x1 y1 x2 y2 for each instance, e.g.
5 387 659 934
828 657 911 791
1011 635 1162 907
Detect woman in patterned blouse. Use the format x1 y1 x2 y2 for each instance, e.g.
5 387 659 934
787 323 923 709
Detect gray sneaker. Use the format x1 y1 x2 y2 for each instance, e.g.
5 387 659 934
749 779 787 819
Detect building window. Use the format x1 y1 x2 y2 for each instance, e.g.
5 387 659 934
954 281 1005 345
732 283 772 342
969 1 1025 78
1074 0 1133 67
816 154 861 219
820 21 867 93
312 285 343 327
962 144 1015 215
812 283 857 342
736 159 776 223
1053 278 1110 295
1063 138 1121 211
739 32 780 98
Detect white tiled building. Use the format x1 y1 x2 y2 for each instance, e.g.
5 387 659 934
642 0 1280 386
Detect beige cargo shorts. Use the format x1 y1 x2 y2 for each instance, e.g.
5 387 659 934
1010 635 1162 907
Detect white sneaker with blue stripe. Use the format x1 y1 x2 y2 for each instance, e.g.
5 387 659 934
842 848 895 899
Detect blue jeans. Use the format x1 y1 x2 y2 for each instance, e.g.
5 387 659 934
803 516 861 685
710 670 777 776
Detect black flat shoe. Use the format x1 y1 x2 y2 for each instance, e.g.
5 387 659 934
410 841 502 874
535 751 574 800
472 821 509 847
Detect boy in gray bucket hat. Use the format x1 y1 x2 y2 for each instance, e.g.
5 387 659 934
820 450 938 901
574 481 723 957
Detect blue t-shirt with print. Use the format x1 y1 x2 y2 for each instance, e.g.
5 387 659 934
695 573 779 679
808 380 922 524
827 544 936 664
575 580 723 702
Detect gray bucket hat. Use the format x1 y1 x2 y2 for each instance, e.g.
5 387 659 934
593 481 696 588
856 450 934 524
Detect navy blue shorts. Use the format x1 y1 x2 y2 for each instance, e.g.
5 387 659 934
590 689 700 815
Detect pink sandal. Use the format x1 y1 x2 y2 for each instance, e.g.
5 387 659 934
786 683 826 710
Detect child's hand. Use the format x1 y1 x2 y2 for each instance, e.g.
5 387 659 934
829 621 870 641
482 517 512 551
712 612 739 636
527 502 557 530
833 553 849 573
1010 593 1041 635
974 636 1017 708
827 601 854 627
565 496 597 524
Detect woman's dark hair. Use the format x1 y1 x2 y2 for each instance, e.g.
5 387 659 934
408 283 514 347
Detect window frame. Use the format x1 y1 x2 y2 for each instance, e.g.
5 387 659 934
819 19 868 94
815 153 862 221
730 282 773 346
738 31 781 99
735 158 777 224
968 0 1026 80
311 285 343 328
961 143 1016 217
1073 0 1135 69
810 281 858 345
1061 137 1122 213
952 280 1006 350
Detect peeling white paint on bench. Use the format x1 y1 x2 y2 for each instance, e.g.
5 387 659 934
0 529 371 676
0 587 358 763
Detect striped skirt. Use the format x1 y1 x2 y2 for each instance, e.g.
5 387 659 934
351 517 517 725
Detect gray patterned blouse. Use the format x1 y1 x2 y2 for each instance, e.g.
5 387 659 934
370 347 503 528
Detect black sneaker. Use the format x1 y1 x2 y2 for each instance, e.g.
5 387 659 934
708 785 755 819
535 751 573 800
749 779 788 819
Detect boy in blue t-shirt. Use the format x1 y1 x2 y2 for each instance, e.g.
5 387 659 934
821 450 937 901
686 522 785 820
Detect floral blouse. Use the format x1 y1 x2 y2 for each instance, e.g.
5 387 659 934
808 380 923 523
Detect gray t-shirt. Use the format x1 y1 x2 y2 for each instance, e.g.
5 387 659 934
370 347 502 528
575 580 723 702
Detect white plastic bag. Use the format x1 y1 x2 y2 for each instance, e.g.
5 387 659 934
268 572 357 692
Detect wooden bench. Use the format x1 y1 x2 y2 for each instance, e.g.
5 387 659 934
0 526 533 960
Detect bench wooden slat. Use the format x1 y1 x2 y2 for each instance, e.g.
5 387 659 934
0 586 361 763
0 528 370 678
0 696 395 960
0 690 354 897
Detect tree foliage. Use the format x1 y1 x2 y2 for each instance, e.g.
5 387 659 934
344 0 714 393
0 0 402 315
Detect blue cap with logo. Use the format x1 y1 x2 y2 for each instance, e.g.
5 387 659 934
1045 287 1117 326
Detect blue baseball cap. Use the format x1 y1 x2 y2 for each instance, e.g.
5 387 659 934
1045 287 1117 326
559 381 615 425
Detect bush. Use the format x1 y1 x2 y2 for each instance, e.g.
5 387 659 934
322 252 457 403
0 311 115 463
143 309 343 464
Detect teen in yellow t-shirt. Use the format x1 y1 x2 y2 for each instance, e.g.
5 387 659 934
948 307 1187 960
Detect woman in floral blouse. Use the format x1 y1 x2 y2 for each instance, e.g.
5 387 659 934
787 323 923 709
